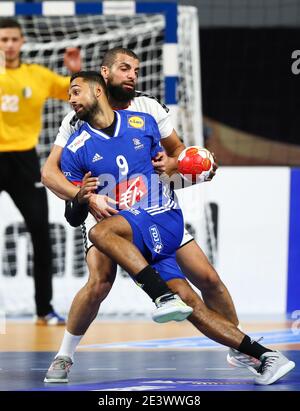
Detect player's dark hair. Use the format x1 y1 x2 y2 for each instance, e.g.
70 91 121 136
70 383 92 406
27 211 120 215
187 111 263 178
101 47 139 68
70 71 108 96
0 18 23 34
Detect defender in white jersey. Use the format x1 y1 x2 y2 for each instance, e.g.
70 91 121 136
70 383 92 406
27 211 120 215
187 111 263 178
42 48 265 382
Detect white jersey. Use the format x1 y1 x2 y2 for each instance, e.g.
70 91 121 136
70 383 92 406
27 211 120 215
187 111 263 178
54 91 173 147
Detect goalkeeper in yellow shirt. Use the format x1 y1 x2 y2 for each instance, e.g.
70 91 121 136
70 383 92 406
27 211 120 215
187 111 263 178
0 18 81 325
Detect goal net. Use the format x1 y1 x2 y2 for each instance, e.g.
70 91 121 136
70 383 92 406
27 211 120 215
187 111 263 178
18 6 202 163
0 3 205 316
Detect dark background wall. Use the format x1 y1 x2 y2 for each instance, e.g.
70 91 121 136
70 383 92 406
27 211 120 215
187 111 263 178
201 28 300 145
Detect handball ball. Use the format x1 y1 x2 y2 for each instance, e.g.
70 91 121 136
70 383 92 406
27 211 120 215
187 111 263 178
178 146 214 184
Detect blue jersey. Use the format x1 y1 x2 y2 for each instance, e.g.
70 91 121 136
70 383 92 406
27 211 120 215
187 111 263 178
61 110 178 213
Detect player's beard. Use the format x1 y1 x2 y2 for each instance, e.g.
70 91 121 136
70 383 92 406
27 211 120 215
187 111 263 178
107 82 135 103
76 98 100 123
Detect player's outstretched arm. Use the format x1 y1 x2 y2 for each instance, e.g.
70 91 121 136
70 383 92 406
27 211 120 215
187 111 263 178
41 145 79 200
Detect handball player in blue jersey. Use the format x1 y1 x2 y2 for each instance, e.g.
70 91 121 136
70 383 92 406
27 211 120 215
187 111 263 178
61 71 193 324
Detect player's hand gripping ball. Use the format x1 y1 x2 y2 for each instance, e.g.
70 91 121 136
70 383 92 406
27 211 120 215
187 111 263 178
178 146 215 184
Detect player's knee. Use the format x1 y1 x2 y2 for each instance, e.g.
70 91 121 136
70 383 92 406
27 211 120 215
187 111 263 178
88 221 110 248
191 266 223 292
86 252 116 301
88 224 99 245
85 277 112 302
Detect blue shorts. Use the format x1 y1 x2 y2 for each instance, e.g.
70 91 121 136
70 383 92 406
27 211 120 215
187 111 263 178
119 208 186 282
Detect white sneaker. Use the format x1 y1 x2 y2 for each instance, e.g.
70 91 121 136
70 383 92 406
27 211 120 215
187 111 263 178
152 293 193 323
227 336 263 374
44 355 73 383
227 348 261 374
254 351 295 385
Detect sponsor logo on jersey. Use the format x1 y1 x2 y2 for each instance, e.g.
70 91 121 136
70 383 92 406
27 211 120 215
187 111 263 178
67 131 91 153
114 176 147 209
128 115 145 129
149 225 163 254
63 171 71 177
132 138 144 150
92 153 103 162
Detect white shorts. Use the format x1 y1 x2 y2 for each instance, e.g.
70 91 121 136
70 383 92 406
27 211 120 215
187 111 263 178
179 228 194 248
81 212 194 254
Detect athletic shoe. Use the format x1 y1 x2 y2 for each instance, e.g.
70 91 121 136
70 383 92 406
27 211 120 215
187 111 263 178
152 293 193 323
254 351 295 385
227 337 263 374
35 310 65 326
44 355 73 383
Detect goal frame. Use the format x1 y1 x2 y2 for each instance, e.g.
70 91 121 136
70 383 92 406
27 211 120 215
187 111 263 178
0 1 179 112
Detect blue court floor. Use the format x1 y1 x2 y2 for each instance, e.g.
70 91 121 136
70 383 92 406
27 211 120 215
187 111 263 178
0 328 299 391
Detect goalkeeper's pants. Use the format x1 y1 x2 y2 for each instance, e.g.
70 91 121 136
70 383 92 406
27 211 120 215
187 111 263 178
0 148 54 316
